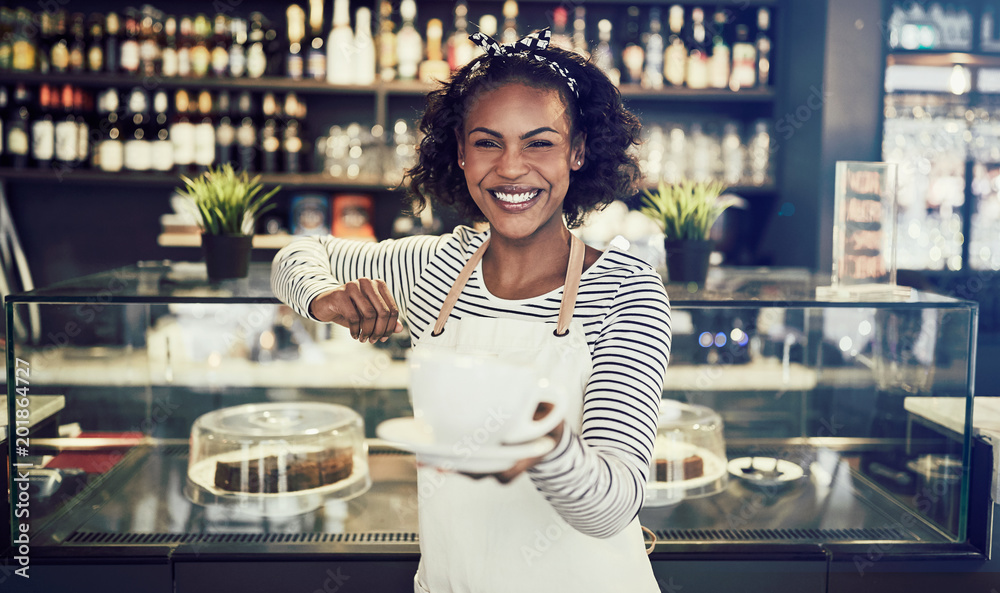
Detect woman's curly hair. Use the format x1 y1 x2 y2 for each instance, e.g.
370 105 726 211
405 43 642 229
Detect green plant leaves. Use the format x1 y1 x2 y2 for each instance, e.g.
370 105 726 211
176 164 281 236
640 179 733 240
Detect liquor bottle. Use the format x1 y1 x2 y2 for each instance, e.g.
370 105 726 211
473 15 497 59
730 24 756 90
264 14 283 77
287 5 306 80
378 0 397 81
307 0 326 80
663 5 686 87
229 18 247 77
550 7 572 51
193 91 216 171
50 11 70 74
686 8 708 90
721 122 744 186
354 8 377 85
68 13 86 73
211 14 231 77
502 0 519 44
246 13 267 78
170 89 195 173
97 88 124 172
419 19 450 83
31 84 55 169
11 9 37 72
74 87 90 167
260 92 281 173
0 9 13 71
139 7 161 76
190 14 212 77
150 90 173 172
123 87 152 171
235 91 256 171
283 93 303 174
709 10 730 89
396 0 422 81
215 91 235 166
55 84 79 167
104 13 120 73
643 8 664 90
594 20 619 86
326 0 354 84
161 16 178 77
757 8 772 86
621 6 644 85
36 11 54 73
120 8 141 75
447 2 475 71
6 85 30 168
572 6 589 58
177 17 193 77
87 14 104 72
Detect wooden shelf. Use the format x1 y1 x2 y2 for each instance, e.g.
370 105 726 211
158 233 295 249
887 51 1000 68
0 167 398 190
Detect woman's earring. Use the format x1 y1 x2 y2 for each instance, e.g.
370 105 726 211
460 161 465 167
577 160 582 166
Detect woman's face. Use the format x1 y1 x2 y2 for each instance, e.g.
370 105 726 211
457 83 585 242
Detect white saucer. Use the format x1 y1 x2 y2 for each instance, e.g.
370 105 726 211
727 457 806 488
376 417 556 473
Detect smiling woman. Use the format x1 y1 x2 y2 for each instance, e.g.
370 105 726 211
271 27 670 593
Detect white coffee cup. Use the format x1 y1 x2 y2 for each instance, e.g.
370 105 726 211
408 348 567 447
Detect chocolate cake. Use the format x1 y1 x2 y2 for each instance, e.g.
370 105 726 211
214 448 353 493
655 454 704 482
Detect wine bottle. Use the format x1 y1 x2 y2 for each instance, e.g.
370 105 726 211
307 0 326 80
283 93 303 174
686 8 708 90
87 14 104 73
236 91 256 171
74 87 89 167
378 0 397 82
150 90 173 172
69 13 86 73
327 0 354 84
97 88 124 172
104 12 120 73
709 10 730 90
50 11 70 74
229 18 247 77
170 89 195 173
11 9 37 72
36 12 54 74
594 20 619 86
447 1 475 71
190 14 212 77
286 5 306 80
572 6 589 58
643 8 664 90
215 91 235 166
0 10 13 71
396 0 421 81
621 6 644 85
177 17 192 77
730 24 756 90
139 7 161 76
123 87 152 171
502 0 518 45
211 14 231 78
6 84 30 168
31 84 55 169
193 90 216 171
663 5 686 87
246 13 267 78
55 84 79 167
419 19 450 83
757 8 772 87
260 92 281 173
120 8 141 75
550 6 572 51
161 16 178 77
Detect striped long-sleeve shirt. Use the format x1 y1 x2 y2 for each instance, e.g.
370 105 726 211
271 226 672 538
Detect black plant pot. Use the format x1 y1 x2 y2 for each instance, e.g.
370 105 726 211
664 239 714 285
202 233 253 281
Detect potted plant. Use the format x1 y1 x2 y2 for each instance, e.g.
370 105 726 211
177 164 281 281
640 179 733 285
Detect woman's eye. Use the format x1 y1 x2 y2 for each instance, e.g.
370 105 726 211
528 140 553 148
474 139 500 148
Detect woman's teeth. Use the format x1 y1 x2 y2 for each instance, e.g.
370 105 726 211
492 190 540 204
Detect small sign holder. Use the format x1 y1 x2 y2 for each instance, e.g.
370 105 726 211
816 161 912 301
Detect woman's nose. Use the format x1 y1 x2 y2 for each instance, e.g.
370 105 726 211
495 147 530 178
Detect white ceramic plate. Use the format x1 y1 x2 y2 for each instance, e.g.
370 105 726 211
727 456 806 488
376 416 556 473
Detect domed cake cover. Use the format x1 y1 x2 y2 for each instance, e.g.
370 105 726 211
645 399 728 507
195 401 359 437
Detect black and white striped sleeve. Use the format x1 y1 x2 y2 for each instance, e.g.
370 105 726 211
528 267 672 538
270 234 449 323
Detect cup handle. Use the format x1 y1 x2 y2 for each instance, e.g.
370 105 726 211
502 380 568 445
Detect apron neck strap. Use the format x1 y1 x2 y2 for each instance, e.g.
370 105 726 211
431 233 586 337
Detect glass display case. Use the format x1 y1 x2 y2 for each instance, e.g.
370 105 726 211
4 262 989 592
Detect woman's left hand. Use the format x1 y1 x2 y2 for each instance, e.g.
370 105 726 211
461 404 564 484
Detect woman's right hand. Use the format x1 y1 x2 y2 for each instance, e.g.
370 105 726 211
309 278 404 343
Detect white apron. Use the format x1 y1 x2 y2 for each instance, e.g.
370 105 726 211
413 234 658 593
